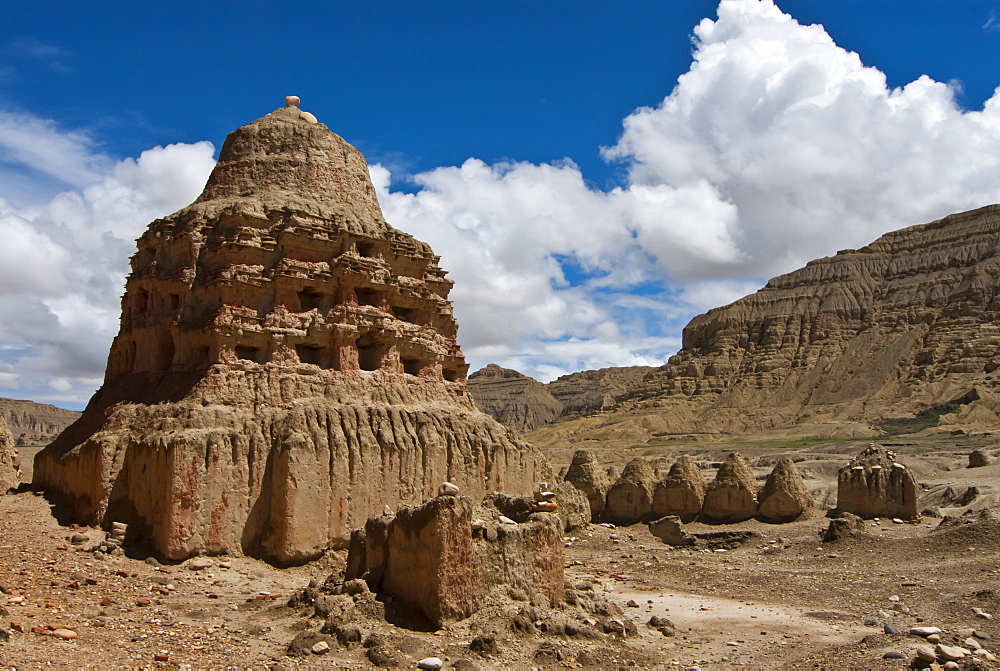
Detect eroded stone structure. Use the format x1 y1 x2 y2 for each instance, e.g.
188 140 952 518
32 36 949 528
563 449 610 519
604 457 658 524
700 452 758 524
756 457 815 523
652 456 706 523
835 444 918 520
0 414 19 492
345 495 563 626
33 99 549 563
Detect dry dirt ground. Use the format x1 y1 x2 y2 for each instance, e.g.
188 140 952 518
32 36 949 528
2 436 1000 669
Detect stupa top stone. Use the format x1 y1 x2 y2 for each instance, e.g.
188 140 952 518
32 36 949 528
181 96 393 238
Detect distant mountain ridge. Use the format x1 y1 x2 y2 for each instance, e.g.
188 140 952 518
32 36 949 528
528 203 1000 450
0 398 80 444
467 363 654 432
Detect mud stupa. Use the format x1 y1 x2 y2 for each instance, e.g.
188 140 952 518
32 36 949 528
34 98 549 564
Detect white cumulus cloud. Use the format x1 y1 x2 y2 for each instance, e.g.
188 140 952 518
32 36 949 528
0 111 215 406
605 0 1000 276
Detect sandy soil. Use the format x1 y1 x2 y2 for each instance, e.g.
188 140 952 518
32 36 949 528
2 436 999 669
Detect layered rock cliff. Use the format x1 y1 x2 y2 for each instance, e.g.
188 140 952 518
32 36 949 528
0 398 80 444
468 364 653 432
546 366 655 418
530 204 1000 448
34 98 549 564
467 365 562 432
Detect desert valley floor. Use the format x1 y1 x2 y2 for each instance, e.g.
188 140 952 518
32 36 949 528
2 435 999 669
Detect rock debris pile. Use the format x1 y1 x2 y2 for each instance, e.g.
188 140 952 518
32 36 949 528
286 485 641 666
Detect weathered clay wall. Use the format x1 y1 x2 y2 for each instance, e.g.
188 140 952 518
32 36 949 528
345 495 563 626
35 370 548 564
0 413 19 492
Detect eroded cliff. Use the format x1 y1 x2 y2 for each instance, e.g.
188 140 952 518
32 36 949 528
529 205 1000 448
468 364 654 433
0 398 80 444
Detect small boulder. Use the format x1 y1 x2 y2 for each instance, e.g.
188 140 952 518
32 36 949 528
757 458 816 523
652 456 706 523
700 452 757 524
648 515 695 546
822 512 867 542
968 449 991 468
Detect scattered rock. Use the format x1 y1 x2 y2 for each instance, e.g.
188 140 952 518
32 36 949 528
648 515 696 546
935 644 969 661
647 615 676 636
469 634 499 656
968 449 991 468
366 645 401 667
417 657 444 670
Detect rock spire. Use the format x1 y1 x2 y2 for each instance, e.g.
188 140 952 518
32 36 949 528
34 98 549 564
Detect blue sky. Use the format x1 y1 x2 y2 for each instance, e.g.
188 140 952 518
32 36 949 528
3 0 1000 409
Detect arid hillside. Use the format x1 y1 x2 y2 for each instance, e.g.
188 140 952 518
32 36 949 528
529 204 1000 451
468 364 654 433
0 398 79 445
